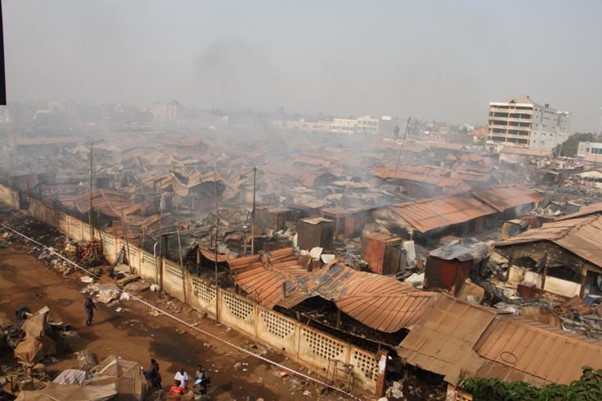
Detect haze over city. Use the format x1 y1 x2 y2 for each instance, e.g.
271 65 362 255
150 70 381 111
4 0 602 132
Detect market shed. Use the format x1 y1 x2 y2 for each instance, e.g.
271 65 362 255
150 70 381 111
227 248 439 333
376 194 497 240
398 295 497 385
424 242 491 295
399 296 602 388
474 316 602 386
472 185 543 215
495 215 602 298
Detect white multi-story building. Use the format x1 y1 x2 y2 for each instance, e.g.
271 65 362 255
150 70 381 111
487 95 571 151
578 142 602 157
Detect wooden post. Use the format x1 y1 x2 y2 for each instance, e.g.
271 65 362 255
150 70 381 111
177 227 187 304
120 208 132 273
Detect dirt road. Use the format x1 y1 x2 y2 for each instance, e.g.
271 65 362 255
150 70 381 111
0 243 358 401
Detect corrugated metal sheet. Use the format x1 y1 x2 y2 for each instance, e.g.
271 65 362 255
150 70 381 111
362 232 402 274
429 242 491 262
475 316 602 385
387 195 497 234
472 186 543 213
397 295 497 385
497 215 602 270
556 202 602 221
198 246 230 263
73 189 142 217
297 218 335 250
228 249 438 333
335 292 437 332
373 166 469 190
399 296 602 387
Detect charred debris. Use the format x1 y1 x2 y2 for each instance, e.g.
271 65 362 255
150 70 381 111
2 113 602 392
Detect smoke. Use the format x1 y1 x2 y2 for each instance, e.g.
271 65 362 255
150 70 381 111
192 37 281 109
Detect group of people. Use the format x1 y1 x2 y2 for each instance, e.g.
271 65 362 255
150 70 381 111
143 360 210 397
85 298 212 397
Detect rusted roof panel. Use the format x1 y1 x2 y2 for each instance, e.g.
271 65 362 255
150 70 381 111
228 250 438 332
398 295 497 385
449 170 490 183
472 185 543 212
335 292 438 332
556 202 602 221
497 215 602 269
373 167 471 190
387 195 497 233
73 189 141 218
475 316 602 385
198 246 230 263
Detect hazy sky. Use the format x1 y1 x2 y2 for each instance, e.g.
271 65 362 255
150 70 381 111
4 0 602 131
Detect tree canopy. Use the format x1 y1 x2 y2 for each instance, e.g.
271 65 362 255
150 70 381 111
554 132 598 157
460 368 602 401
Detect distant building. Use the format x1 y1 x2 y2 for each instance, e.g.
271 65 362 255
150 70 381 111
578 142 602 157
330 118 358 134
0 107 10 124
487 95 571 151
144 102 178 122
271 115 385 135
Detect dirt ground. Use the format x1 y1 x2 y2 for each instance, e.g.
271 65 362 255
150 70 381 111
0 242 363 401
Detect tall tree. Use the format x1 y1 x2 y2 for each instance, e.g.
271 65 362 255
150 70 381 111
554 132 599 157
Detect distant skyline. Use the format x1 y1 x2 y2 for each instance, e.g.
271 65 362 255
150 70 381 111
4 0 602 132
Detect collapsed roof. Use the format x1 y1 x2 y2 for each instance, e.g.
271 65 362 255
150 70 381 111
497 215 602 271
228 248 438 333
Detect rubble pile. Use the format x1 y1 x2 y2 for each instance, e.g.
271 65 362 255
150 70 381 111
79 240 104 266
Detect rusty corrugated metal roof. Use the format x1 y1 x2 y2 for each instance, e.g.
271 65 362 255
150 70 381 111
399 296 602 387
373 167 472 192
228 249 438 333
387 195 497 234
475 316 602 385
198 246 230 263
497 215 602 269
556 202 602 221
334 292 437 332
73 189 142 218
398 295 497 385
472 185 543 212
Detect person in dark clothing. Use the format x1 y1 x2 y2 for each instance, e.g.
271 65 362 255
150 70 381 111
84 296 97 326
194 364 210 395
144 358 162 390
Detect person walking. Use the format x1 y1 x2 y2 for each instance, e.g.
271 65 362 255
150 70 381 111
144 358 163 390
84 296 97 326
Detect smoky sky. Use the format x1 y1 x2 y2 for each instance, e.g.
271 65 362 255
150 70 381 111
4 0 602 131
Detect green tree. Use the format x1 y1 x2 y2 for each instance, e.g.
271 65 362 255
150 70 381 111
554 132 598 157
460 368 602 401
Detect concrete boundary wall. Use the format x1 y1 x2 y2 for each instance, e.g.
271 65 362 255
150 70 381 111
0 185 380 394
0 184 20 209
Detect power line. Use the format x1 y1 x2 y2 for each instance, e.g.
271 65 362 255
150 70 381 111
0 221 365 401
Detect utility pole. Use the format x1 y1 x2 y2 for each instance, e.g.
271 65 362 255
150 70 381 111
89 141 94 240
213 167 220 323
88 139 103 240
251 166 256 255
393 117 411 179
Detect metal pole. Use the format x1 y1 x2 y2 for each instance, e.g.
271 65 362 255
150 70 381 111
393 117 411 179
89 142 94 240
251 166 256 255
214 168 220 323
